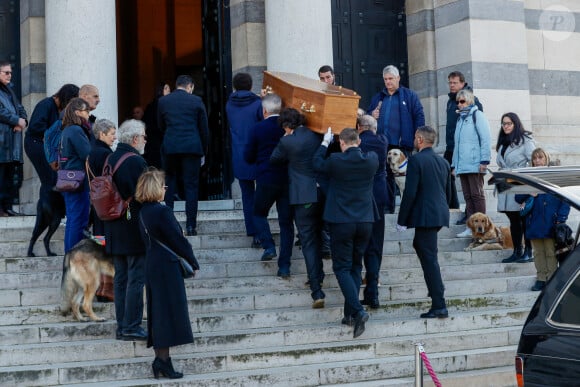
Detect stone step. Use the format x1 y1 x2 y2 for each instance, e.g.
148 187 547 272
0 345 517 386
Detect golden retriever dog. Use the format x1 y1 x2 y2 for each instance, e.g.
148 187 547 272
387 148 408 198
61 239 114 322
465 212 513 251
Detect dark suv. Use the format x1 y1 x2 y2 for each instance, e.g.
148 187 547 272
492 166 580 387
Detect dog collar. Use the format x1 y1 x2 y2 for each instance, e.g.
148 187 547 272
398 160 408 170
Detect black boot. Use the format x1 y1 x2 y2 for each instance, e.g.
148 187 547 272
502 247 522 263
152 357 183 379
531 280 545 291
516 246 534 263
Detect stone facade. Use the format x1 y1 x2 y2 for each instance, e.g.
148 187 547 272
15 0 580 212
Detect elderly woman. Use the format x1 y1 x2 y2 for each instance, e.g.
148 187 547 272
60 97 92 252
88 119 117 302
136 168 199 379
496 112 535 263
452 89 491 238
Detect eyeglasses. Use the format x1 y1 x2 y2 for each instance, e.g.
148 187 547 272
163 185 168 190
0 71 12 75
139 134 148 140
501 122 514 127
456 100 467 104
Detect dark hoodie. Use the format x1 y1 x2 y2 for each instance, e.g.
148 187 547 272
225 90 263 180
445 83 483 154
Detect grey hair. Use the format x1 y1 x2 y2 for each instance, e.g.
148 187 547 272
262 93 282 114
358 115 377 133
456 89 475 105
416 125 437 144
382 65 400 77
117 119 145 144
92 118 116 139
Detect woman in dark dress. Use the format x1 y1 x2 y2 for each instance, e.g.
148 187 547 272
136 168 199 379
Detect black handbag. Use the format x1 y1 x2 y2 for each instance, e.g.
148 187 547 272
55 169 86 192
140 218 196 278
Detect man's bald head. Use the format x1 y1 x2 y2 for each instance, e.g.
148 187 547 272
79 84 100 110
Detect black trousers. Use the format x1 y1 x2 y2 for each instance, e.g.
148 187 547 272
413 227 446 310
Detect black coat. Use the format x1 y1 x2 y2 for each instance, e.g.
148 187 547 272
313 145 378 224
88 139 113 235
359 130 388 209
157 89 209 156
139 201 199 348
103 143 148 256
397 147 451 228
270 126 322 205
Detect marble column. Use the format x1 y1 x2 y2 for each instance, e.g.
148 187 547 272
45 0 118 124
264 0 333 78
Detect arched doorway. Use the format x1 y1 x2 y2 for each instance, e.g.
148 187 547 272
116 0 232 200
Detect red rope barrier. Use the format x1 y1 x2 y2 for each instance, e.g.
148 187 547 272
418 345 442 387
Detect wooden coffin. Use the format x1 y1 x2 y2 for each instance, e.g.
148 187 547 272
262 71 360 134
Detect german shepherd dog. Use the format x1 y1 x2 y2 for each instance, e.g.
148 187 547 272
27 188 65 257
61 239 114 322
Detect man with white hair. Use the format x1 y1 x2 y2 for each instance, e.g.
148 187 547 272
103 119 149 341
367 65 425 214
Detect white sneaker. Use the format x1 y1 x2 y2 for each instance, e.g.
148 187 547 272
456 228 472 238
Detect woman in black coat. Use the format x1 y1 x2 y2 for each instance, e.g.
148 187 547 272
135 168 199 379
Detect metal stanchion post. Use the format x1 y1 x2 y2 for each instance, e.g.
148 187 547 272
415 342 424 387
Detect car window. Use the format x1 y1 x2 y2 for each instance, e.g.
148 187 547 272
549 269 580 327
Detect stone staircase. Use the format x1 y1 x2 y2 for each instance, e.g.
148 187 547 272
0 200 574 386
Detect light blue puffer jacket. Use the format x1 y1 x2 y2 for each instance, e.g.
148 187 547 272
451 105 491 174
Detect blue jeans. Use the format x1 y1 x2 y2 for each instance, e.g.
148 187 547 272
113 254 145 335
63 190 90 253
238 179 257 236
329 222 372 318
254 182 293 273
294 201 325 300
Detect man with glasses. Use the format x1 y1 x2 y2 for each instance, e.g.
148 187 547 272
445 71 483 222
0 61 28 217
158 75 209 236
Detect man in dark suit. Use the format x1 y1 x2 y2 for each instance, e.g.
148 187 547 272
397 125 451 319
357 115 388 309
270 108 326 308
244 94 293 276
313 128 378 338
157 75 209 236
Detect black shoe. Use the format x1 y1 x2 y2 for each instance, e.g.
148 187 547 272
152 357 183 379
455 214 467 225
516 247 534 263
186 227 197 236
277 270 291 279
420 307 449 319
341 316 354 327
502 248 523 263
294 235 301 247
261 249 276 261
361 298 380 309
5 209 21 216
251 237 261 249
531 280 546 291
353 311 369 338
121 328 148 341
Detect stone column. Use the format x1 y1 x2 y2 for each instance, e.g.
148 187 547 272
45 0 118 124
264 0 333 78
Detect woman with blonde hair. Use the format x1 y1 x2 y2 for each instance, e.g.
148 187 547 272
136 168 199 379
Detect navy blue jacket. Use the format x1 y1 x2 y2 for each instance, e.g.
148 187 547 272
226 90 263 180
244 115 287 185
367 86 425 149
313 145 378 224
60 121 92 190
397 147 451 228
26 97 59 140
158 89 209 156
516 193 570 239
359 130 388 209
